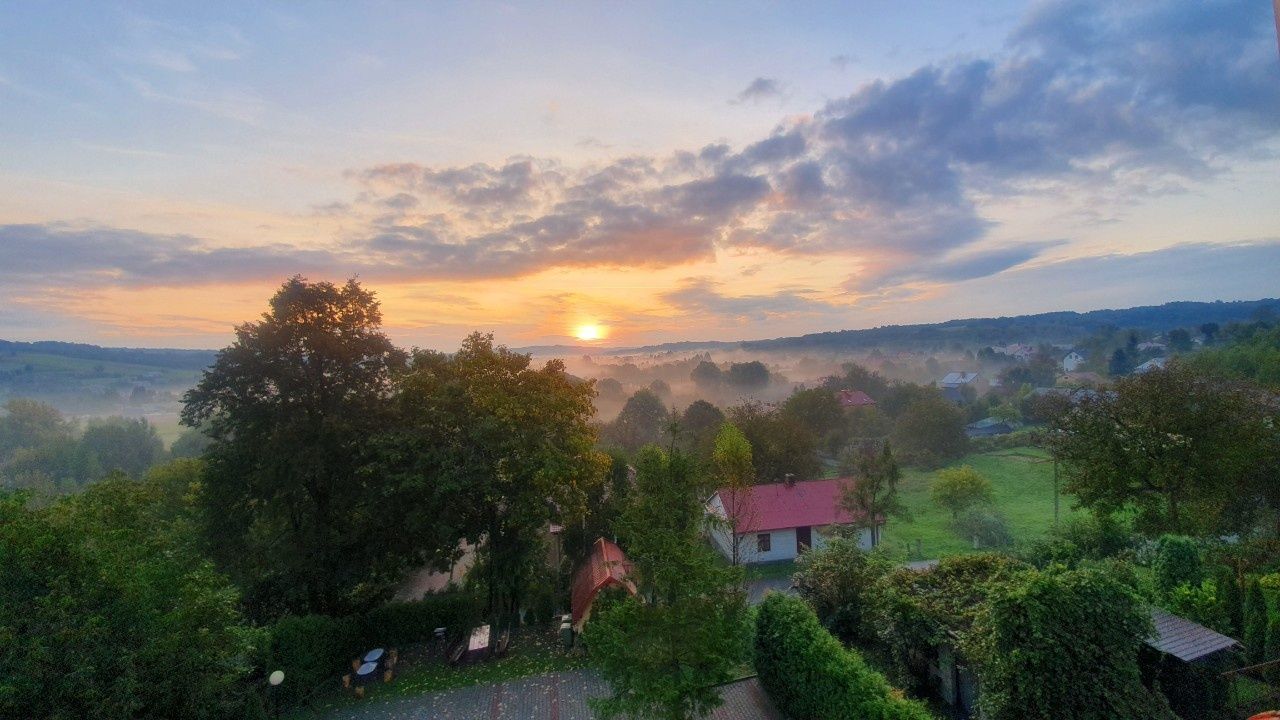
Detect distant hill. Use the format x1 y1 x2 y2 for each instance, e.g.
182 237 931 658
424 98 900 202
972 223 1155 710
517 298 1280 355
0 340 217 371
6 298 1277 364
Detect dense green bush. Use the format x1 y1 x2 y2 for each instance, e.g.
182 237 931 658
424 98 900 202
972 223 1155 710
754 594 933 720
264 614 360 707
952 506 1012 548
792 538 893 643
265 591 479 707
1152 535 1203 598
1244 579 1269 663
358 592 480 646
970 566 1175 720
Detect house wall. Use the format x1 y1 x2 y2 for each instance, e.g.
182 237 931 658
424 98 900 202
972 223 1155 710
714 525 875 564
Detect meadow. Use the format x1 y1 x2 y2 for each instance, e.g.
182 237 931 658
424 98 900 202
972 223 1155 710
879 447 1081 559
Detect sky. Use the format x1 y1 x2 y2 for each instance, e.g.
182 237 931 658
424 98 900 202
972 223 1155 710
1 1 1278 350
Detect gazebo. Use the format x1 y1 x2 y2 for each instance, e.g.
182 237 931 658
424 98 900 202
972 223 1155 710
570 537 634 630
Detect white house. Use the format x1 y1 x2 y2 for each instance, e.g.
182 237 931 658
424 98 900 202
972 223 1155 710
705 479 877 564
1062 350 1086 372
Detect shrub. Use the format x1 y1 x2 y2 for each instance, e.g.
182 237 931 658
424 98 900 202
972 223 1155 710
792 538 893 643
1164 580 1229 634
265 591 479 707
1245 579 1269 663
952 507 1012 548
1152 535 1202 598
264 614 360 707
357 592 480 647
930 466 993 518
970 567 1175 720
754 594 932 720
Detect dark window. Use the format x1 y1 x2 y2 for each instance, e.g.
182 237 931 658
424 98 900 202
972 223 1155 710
757 533 771 552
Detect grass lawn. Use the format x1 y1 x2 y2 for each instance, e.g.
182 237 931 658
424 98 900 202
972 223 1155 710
878 447 1082 560
287 626 587 718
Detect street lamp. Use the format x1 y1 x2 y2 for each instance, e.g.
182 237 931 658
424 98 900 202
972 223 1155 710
268 670 284 719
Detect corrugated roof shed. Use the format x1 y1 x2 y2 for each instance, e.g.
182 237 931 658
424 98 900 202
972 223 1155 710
1147 608 1240 663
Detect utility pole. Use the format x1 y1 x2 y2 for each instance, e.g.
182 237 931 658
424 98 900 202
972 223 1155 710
1053 457 1060 527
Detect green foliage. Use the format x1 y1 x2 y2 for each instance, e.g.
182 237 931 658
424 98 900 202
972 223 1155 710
728 402 820 483
929 465 993 518
753 594 933 720
711 423 754 565
1165 580 1229 634
79 416 164 477
385 333 608 625
1245 579 1269 663
678 399 725 461
1152 534 1203 598
586 445 750 720
182 277 411 617
792 538 893 643
839 442 909 544
970 566 1175 720
1217 566 1244 638
264 614 358 708
1266 612 1280 666
890 392 968 468
781 388 845 452
264 592 481 708
690 360 723 389
725 360 769 389
952 506 1012 548
605 389 670 451
1049 362 1280 535
0 473 260 720
873 554 1028 686
1187 325 1280 389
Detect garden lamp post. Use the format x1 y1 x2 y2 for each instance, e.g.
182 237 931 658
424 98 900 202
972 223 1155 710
268 670 284 719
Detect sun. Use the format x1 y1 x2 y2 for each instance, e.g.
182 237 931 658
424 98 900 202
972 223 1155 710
574 323 605 342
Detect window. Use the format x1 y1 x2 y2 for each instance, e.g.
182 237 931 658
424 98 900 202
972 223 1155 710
756 533 771 553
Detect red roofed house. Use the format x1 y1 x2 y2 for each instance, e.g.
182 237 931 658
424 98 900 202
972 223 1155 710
838 389 877 408
570 537 635 630
706 479 877 564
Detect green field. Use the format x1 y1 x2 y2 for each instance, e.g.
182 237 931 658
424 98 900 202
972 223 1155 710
879 447 1080 559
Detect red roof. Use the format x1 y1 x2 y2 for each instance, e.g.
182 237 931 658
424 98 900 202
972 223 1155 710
570 538 634 626
712 479 876 534
838 389 877 407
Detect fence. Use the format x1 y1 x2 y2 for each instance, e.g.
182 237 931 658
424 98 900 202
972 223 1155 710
1221 658 1280 718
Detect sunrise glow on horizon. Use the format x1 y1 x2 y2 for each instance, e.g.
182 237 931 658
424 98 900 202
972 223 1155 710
1 2 1278 351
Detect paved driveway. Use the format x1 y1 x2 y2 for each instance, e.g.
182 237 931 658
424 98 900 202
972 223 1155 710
322 669 780 720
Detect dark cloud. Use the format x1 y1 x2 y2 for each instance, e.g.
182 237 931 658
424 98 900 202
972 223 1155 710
0 223 349 287
731 77 784 104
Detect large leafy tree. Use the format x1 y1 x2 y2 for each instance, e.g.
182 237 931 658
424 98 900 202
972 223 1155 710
79 416 165 477
587 445 750 720
181 276 409 616
839 442 909 546
381 333 607 625
728 402 820 483
0 464 259 720
1048 362 1279 535
605 389 670 451
889 392 967 468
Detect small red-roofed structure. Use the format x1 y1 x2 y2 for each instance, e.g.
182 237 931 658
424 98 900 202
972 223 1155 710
570 537 635 629
838 389 877 408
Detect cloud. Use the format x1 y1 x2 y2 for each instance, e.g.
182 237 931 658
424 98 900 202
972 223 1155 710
731 77 784 104
662 278 847 323
7 0 1279 299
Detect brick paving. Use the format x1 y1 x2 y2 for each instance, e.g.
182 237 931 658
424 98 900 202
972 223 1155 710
321 669 779 720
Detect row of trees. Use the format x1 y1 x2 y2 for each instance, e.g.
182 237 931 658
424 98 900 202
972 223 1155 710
0 399 167 499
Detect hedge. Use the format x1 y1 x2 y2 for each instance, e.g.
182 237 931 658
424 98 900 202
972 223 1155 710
754 594 933 720
264 591 480 707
